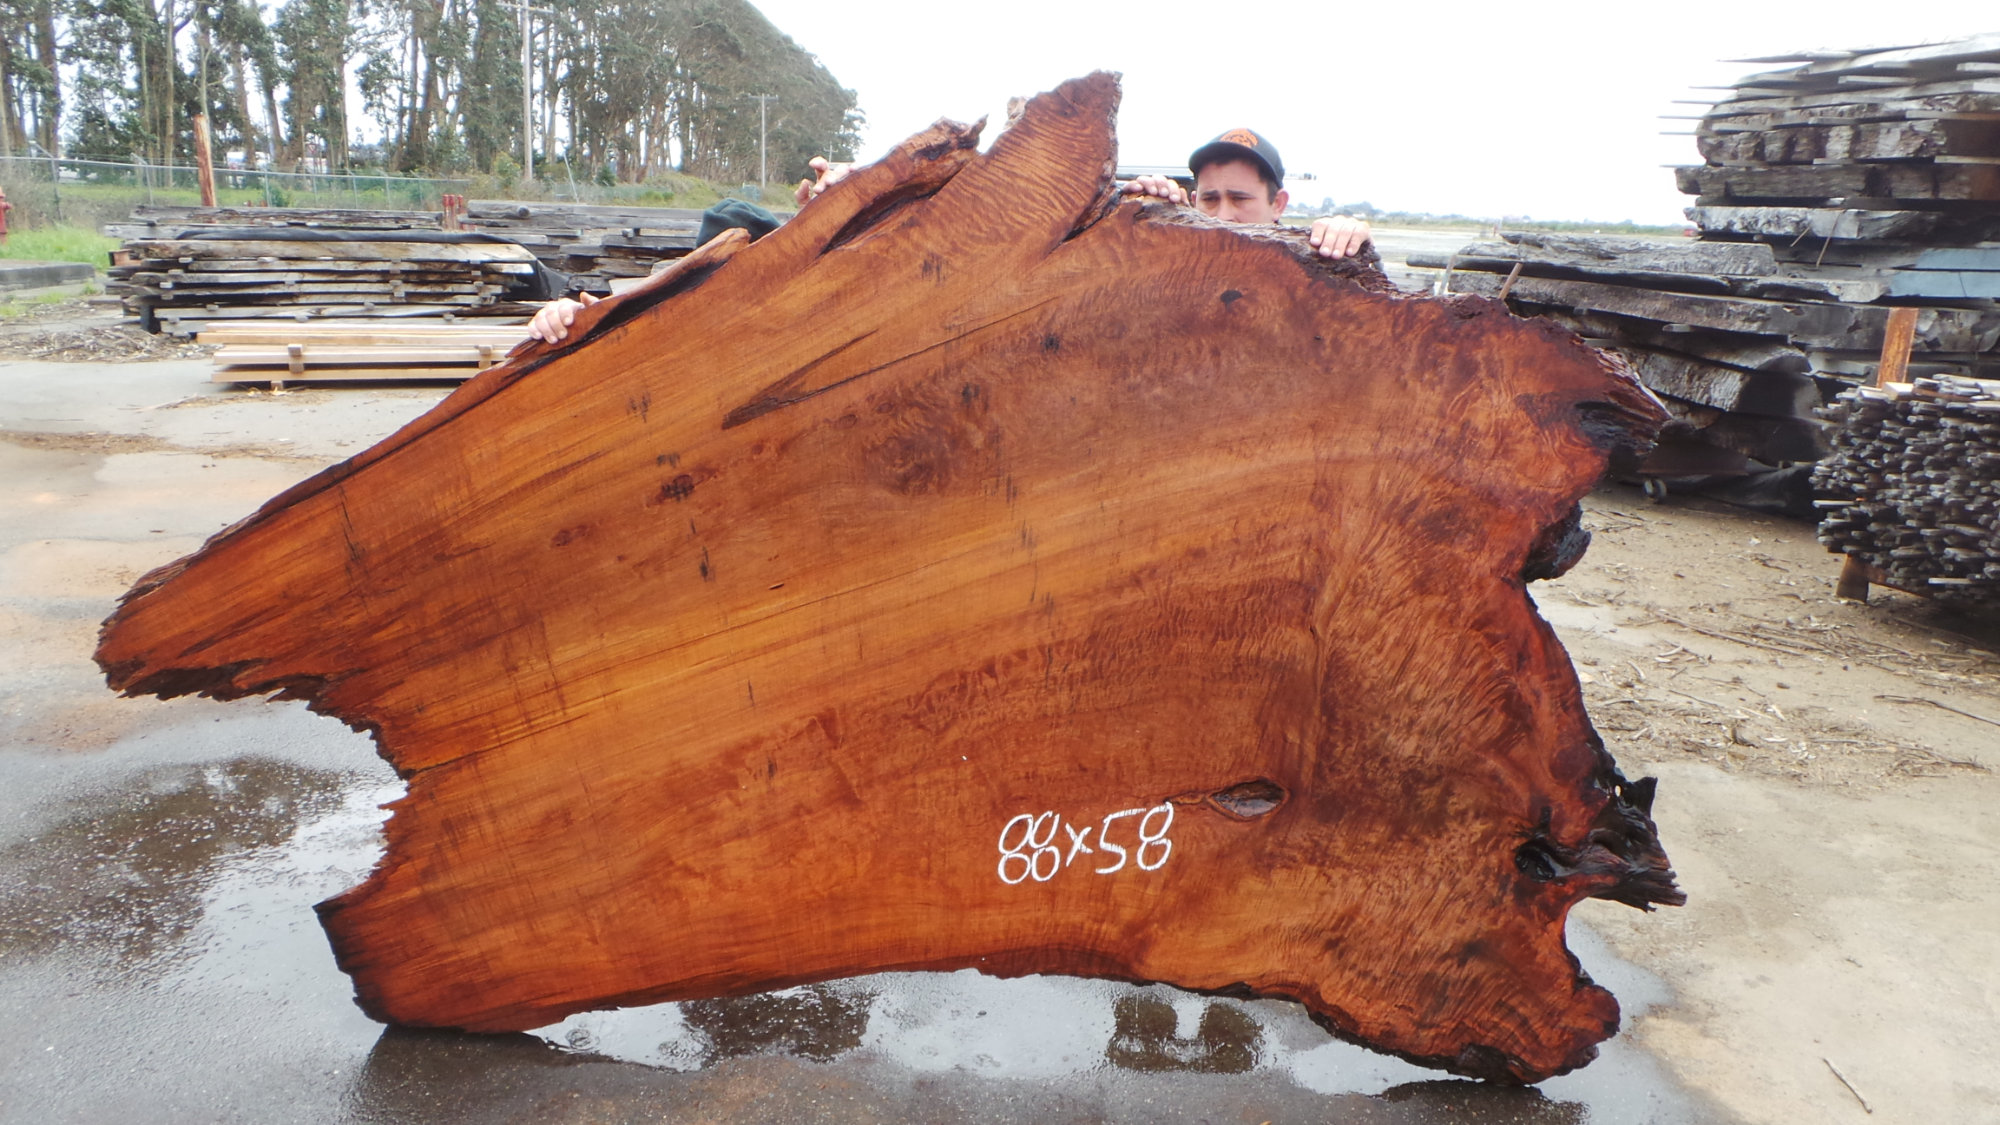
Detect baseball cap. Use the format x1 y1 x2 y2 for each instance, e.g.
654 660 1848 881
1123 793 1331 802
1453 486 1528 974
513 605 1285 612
1189 128 1285 186
698 198 781 246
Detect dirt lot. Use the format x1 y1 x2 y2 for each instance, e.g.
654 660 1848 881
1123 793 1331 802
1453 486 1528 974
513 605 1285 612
2 295 1996 1123
1542 492 1999 1124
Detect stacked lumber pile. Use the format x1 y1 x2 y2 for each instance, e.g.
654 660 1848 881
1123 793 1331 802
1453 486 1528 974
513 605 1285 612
198 320 531 387
107 233 549 336
1410 35 2000 482
107 201 712 294
462 201 705 289
104 205 445 238
1813 376 2000 603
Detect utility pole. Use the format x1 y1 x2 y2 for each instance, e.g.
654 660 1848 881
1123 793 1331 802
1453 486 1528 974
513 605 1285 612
745 94 777 191
518 0 553 178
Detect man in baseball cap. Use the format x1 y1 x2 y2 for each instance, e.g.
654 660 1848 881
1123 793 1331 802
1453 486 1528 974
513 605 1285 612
1122 127 1371 259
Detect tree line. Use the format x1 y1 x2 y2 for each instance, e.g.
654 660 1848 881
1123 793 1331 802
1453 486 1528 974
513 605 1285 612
0 0 862 184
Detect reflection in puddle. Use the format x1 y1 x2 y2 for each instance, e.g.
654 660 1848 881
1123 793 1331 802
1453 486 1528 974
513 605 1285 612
680 984 873 1064
1384 1079 1588 1124
0 757 358 964
526 925 1696 1121
1106 994 1260 1073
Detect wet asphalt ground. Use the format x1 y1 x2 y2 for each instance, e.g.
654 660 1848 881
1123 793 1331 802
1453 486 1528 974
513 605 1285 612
0 351 1731 1123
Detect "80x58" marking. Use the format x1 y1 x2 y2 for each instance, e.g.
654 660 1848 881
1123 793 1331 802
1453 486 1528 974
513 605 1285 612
997 803 1174 885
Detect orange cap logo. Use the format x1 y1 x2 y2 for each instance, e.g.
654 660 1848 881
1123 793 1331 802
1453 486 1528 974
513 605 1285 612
1219 129 1261 147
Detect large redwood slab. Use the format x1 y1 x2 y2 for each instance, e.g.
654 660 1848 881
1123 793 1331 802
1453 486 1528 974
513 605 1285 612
97 73 1679 1083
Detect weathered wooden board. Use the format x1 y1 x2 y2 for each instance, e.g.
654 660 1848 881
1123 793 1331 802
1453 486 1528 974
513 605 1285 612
1696 118 2000 165
96 75 1679 1084
1702 99 2000 133
119 238 539 263
1730 34 2000 86
1497 233 1780 276
1612 345 1824 418
1675 161 2000 202
1886 270 2000 298
1709 76 2000 115
1411 247 1883 303
1685 205 1947 241
1443 270 2000 353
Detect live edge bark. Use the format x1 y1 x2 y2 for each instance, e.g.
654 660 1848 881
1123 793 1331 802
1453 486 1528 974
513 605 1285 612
95 73 1681 1083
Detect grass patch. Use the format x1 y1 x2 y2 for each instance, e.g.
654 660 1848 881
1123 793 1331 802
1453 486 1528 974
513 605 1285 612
1 224 119 266
0 291 82 318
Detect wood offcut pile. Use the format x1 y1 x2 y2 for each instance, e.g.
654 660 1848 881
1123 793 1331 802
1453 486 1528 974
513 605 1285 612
1410 35 2000 484
1813 375 2000 599
95 74 1683 1085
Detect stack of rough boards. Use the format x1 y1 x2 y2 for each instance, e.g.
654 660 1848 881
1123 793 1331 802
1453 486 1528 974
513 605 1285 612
200 320 531 387
107 234 548 336
105 200 709 308
1406 34 2000 607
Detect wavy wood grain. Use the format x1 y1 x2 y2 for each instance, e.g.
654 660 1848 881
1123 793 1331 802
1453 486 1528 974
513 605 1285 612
97 73 1680 1083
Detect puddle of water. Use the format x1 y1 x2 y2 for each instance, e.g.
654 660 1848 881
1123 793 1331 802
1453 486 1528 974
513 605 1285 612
0 700 1731 1124
523 920 1700 1123
0 756 355 964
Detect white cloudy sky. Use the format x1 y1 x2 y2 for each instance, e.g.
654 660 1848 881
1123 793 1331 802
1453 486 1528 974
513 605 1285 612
749 0 1997 224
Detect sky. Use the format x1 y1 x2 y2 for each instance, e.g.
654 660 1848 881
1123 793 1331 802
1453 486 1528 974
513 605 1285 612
747 0 1999 225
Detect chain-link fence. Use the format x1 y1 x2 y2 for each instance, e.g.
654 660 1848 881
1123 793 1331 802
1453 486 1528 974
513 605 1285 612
0 155 472 232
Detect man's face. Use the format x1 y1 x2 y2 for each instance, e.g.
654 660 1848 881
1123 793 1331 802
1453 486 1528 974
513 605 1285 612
1193 159 1288 224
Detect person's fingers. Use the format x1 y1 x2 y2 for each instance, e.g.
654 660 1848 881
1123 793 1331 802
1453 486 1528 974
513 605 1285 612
1123 176 1185 204
1308 218 1371 258
1337 221 1373 258
796 177 814 206
579 292 600 306
528 297 592 343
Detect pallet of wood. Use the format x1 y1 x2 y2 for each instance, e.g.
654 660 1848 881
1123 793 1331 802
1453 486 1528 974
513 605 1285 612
198 319 532 387
1813 375 2000 606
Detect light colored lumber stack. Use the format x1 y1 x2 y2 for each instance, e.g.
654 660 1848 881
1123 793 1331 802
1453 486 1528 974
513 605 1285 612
198 319 531 387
